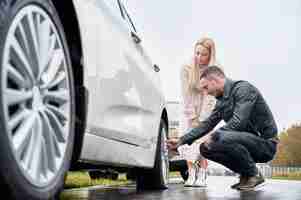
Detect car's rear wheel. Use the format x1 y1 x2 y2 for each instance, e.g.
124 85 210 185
0 0 75 199
136 119 169 190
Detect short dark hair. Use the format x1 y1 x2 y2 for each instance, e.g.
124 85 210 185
200 65 225 80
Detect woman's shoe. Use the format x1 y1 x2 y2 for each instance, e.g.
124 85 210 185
184 164 197 187
193 167 207 187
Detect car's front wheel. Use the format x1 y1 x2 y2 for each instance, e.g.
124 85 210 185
0 0 75 199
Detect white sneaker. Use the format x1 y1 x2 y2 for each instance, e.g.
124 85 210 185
184 165 197 187
194 168 207 187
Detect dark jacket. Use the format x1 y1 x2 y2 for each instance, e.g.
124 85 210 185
180 78 278 145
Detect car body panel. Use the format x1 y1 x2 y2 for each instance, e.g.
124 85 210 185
71 0 166 168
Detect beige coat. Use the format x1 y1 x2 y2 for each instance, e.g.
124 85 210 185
178 64 217 161
180 64 216 130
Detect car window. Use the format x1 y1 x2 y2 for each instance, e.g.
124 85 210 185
105 0 123 18
118 0 137 33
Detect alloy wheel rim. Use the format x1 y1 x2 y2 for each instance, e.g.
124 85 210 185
161 127 169 185
1 5 71 187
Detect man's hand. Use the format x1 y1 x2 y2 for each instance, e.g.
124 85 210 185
166 138 181 151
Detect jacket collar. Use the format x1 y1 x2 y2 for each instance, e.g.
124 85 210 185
218 78 234 100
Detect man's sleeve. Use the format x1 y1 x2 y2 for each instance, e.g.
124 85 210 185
179 102 222 146
220 85 257 131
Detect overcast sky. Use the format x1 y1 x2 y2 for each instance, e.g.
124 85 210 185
125 0 301 130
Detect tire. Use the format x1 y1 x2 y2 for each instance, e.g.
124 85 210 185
136 119 169 190
0 0 75 199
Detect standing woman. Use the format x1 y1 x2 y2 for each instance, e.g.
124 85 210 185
179 37 218 187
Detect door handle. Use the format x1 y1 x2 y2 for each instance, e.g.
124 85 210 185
131 31 141 44
154 64 160 72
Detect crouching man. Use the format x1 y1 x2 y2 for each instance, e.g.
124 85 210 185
167 66 279 190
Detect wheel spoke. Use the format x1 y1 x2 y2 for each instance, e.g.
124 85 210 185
10 37 35 83
44 89 69 105
38 19 51 79
5 88 33 106
35 12 41 39
42 49 64 86
7 63 29 88
12 113 35 159
27 11 40 77
8 108 31 131
45 104 67 122
30 116 43 179
44 108 66 143
40 111 60 171
17 22 31 57
42 72 66 89
40 137 49 179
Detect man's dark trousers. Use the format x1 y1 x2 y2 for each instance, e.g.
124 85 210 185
199 130 277 177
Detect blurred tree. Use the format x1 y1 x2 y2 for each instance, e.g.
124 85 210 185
271 123 301 166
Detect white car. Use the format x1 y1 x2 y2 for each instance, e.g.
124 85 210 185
0 0 169 199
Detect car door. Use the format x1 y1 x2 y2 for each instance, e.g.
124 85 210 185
72 0 152 150
118 1 164 147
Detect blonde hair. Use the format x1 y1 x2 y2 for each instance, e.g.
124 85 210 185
187 37 216 93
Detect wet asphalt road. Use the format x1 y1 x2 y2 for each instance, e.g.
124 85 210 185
61 176 301 200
